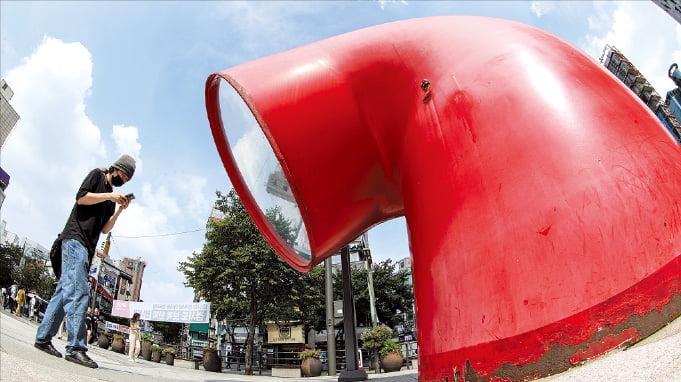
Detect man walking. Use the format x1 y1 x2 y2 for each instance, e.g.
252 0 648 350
34 155 136 368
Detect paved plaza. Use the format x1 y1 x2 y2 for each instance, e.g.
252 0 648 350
1 309 679 382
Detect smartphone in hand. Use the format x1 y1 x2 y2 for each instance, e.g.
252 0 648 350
125 193 135 201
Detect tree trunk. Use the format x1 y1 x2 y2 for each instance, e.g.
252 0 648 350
244 289 258 375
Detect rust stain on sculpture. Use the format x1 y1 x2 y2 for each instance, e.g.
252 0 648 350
459 294 681 382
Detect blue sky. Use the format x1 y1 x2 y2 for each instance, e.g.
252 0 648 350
1 1 679 303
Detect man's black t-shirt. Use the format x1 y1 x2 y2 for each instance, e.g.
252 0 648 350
61 168 115 262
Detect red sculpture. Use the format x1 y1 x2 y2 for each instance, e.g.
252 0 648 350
205 16 681 381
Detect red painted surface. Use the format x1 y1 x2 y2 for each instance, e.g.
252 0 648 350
206 16 681 381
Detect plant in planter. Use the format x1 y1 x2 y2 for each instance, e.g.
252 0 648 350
141 333 153 361
112 334 126 354
151 344 163 363
97 333 110 349
379 339 403 372
361 326 393 372
299 349 322 377
163 347 177 366
203 347 221 372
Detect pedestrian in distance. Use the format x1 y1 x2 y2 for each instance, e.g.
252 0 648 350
85 306 93 345
128 312 142 362
34 154 136 369
9 283 17 312
15 285 25 317
91 307 101 342
0 287 7 310
29 294 37 322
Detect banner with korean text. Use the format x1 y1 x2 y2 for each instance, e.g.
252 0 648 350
112 300 210 323
105 321 130 334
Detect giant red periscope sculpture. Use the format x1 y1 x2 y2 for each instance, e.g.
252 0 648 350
205 16 681 381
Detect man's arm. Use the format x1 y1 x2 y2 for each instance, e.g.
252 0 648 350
101 200 130 234
77 192 126 205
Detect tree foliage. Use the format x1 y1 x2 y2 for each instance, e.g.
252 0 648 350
9 249 56 300
0 244 23 288
178 189 322 374
150 320 184 344
179 190 415 373
333 259 414 329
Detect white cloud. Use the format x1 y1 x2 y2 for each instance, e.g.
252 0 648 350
112 124 142 173
108 180 208 303
141 280 195 303
1 36 202 303
377 0 408 11
584 1 681 95
530 1 555 17
3 36 105 242
172 174 212 226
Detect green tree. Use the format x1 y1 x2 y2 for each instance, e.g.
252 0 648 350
0 243 23 288
333 259 413 328
149 321 183 344
12 255 56 299
178 190 320 375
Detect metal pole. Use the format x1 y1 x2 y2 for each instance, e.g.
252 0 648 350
338 245 367 382
363 233 378 326
325 257 337 376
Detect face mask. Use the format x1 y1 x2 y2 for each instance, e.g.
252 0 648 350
111 174 125 187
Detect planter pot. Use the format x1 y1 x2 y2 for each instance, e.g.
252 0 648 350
381 351 403 372
165 353 175 366
112 338 126 354
97 335 110 350
141 340 153 361
203 351 221 372
301 357 322 377
152 351 162 363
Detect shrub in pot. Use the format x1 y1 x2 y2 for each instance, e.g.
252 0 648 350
141 333 153 361
360 326 393 372
299 349 322 377
151 344 162 363
203 347 221 372
163 347 176 366
112 334 126 354
379 340 404 373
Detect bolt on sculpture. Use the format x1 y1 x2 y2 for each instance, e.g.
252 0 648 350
205 16 681 381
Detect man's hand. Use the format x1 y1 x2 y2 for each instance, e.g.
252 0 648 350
109 192 131 207
101 193 131 234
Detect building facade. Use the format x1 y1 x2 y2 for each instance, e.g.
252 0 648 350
0 79 19 149
653 0 681 24
600 45 681 144
89 251 134 315
666 88 681 121
1 229 50 268
0 79 20 211
396 256 412 286
120 256 146 302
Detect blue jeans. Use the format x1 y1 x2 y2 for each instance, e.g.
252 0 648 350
36 239 90 354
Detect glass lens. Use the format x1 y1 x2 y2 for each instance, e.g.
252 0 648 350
218 78 311 261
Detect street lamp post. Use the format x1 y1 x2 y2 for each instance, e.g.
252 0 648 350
338 245 367 382
360 233 377 327
325 257 337 376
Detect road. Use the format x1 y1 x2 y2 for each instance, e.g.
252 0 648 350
1 308 679 381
